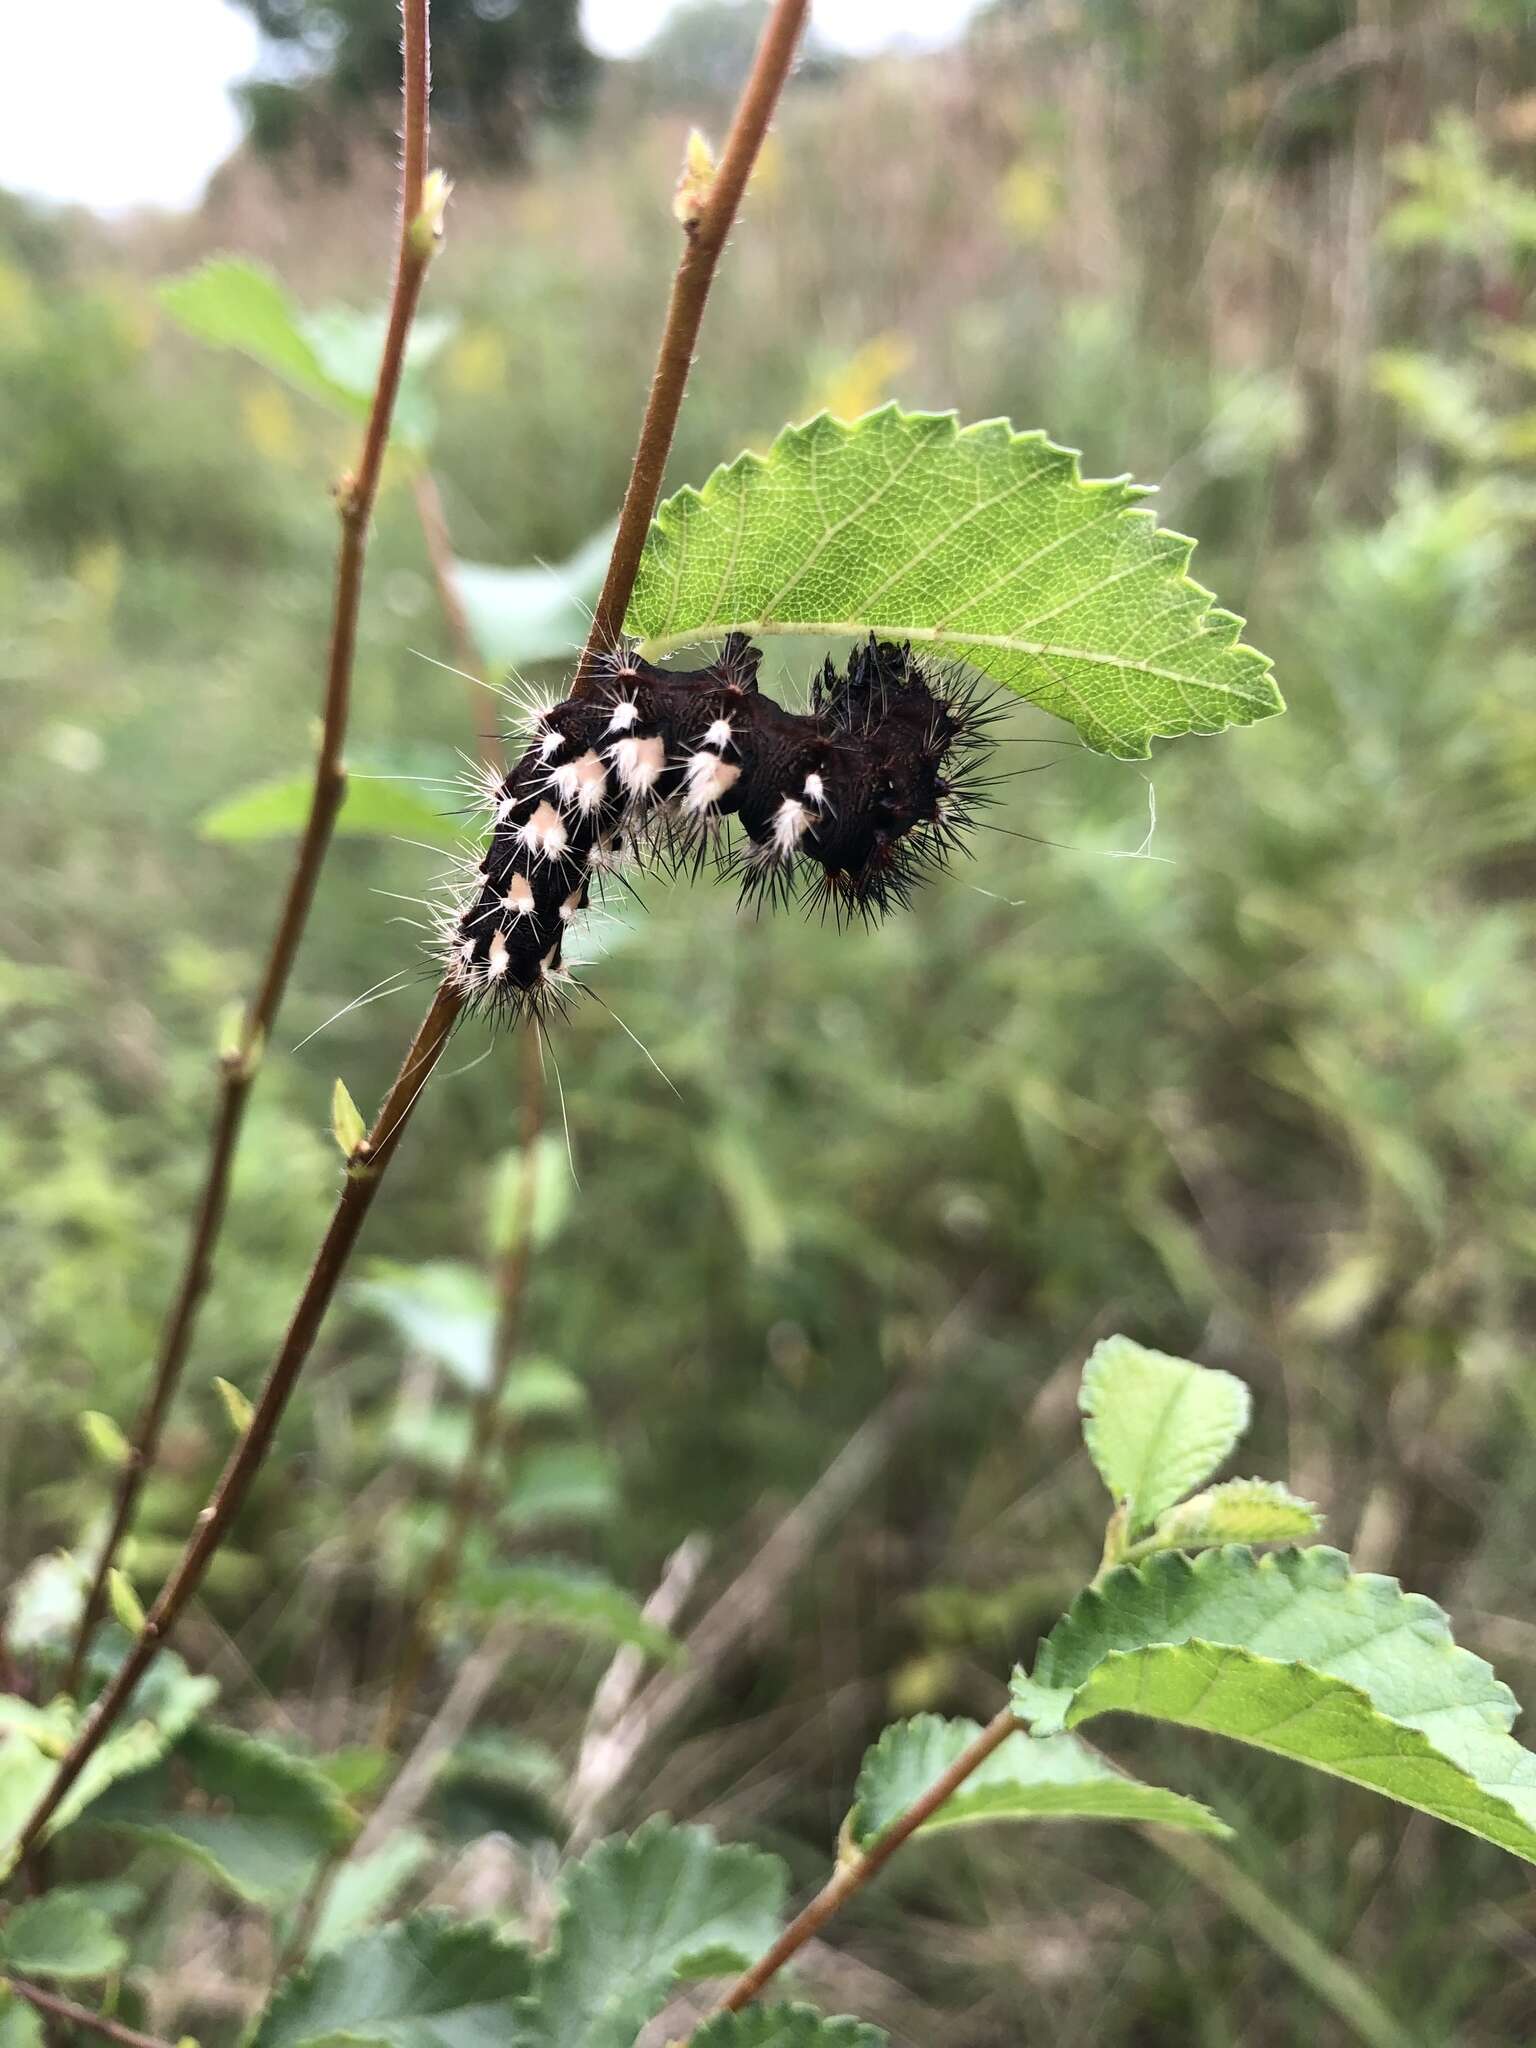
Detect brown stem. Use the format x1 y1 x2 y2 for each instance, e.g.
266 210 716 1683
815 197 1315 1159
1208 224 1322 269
574 0 809 691
20 0 802 1874
376 1027 545 1751
2 1980 177 2048
13 986 464 1864
696 1708 1021 2024
62 0 437 1697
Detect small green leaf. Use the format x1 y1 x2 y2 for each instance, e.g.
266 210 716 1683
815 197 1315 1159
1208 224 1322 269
1145 1479 1323 1553
627 408 1281 759
525 1818 786 2048
0 1890 127 1980
454 525 616 673
213 1377 254 1435
106 1570 145 1637
79 1411 131 1469
456 1561 680 1661
847 1715 1229 1850
691 2011 888 2048
499 1445 617 1532
251 1915 535 2048
199 773 463 850
488 1137 574 1257
1012 1546 1536 1865
159 260 452 450
88 1724 354 1909
331 1079 368 1163
1079 1335 1251 1535
500 1360 587 1423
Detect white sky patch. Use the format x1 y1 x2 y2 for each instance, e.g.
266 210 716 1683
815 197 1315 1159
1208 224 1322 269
3 0 981 216
0 0 260 214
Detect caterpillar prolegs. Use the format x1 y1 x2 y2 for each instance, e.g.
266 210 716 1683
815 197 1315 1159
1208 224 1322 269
446 633 996 1021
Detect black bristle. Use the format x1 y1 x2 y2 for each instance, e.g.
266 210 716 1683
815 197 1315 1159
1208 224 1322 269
447 635 998 1019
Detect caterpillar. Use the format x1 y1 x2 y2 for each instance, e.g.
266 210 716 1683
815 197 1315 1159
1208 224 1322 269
444 633 996 1022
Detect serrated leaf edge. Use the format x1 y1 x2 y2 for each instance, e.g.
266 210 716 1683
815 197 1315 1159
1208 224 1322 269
627 406 1281 759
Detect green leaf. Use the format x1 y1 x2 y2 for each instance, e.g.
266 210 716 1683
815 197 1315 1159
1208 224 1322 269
214 1376 255 1435
0 1655 218 1874
0 1990 43 2048
199 772 463 850
4 1552 88 1657
159 260 452 450
331 1080 368 1164
487 1139 574 1258
430 1735 565 1853
525 1818 786 2048
691 2011 888 2048
79 1411 131 1469
0 1891 127 1980
1145 1479 1323 1553
847 1715 1229 1850
88 1724 354 1908
252 1915 535 2048
355 1263 495 1391
310 1831 434 1955
1012 1546 1536 1864
499 1446 617 1532
626 407 1281 759
106 1570 145 1636
454 526 615 673
456 1561 680 1661
1079 1335 1251 1534
499 1361 587 1424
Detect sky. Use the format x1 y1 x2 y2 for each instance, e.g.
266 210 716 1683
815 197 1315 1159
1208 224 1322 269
0 0 981 216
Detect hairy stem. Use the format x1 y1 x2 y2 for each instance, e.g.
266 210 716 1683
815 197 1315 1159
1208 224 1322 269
19 0 803 1872
63 0 437 1697
697 1707 1022 2022
2 1980 176 2048
575 0 809 688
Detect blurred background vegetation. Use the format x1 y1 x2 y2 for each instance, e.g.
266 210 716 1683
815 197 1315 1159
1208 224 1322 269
4 0 1536 2039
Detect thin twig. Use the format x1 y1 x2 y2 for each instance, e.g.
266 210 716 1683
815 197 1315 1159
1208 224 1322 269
575 0 809 688
63 0 438 1697
2 1979 177 2048
13 985 463 1863
694 1708 1022 2025
376 1027 545 1751
412 468 504 774
19 0 804 1867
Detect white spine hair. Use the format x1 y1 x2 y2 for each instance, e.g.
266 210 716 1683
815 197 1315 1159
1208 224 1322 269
610 732 666 799
683 748 741 815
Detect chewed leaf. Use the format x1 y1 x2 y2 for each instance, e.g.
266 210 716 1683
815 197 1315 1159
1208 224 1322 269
1148 1478 1323 1552
1079 1335 1251 1534
626 407 1281 758
847 1715 1229 1849
1013 1546 1536 1864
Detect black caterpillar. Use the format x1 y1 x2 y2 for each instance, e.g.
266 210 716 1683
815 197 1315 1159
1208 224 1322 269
445 634 994 1021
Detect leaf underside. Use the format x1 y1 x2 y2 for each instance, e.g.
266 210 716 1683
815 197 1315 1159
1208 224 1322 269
1013 1545 1536 1864
625 407 1281 758
848 1715 1229 1848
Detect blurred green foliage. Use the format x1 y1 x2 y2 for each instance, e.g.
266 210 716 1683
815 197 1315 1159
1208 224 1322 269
3 6 1536 2041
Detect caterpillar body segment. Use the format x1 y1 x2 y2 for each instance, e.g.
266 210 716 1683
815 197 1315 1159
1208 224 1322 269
447 634 994 1020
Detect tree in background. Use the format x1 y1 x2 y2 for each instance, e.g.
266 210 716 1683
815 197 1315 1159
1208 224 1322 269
233 0 593 165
